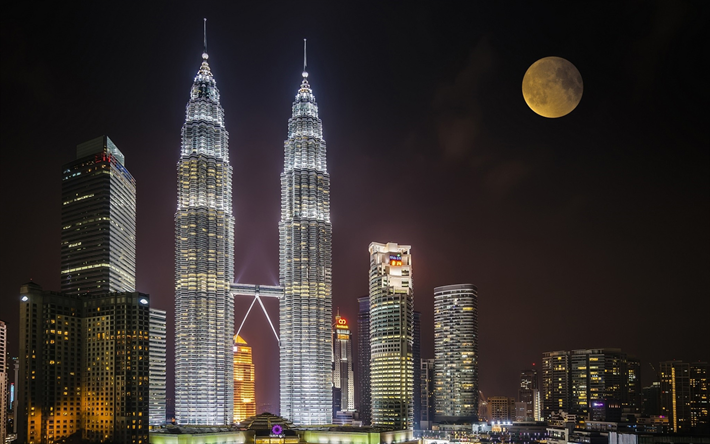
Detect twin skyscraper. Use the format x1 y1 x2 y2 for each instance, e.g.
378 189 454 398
174 39 332 425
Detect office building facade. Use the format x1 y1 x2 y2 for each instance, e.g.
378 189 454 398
369 242 414 429
61 135 136 296
333 314 355 414
413 311 421 430
519 368 539 421
488 397 516 422
18 282 151 444
233 335 256 423
174 50 235 425
357 296 371 425
660 360 708 434
420 359 435 430
542 350 571 418
150 308 167 426
434 283 478 422
279 61 333 425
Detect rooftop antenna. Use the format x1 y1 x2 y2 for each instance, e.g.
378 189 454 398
302 38 308 77
202 18 208 58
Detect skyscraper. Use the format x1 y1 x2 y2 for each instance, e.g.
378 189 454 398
433 284 478 423
61 135 136 296
413 311 422 430
519 367 539 421
333 313 355 415
233 335 256 423
542 350 570 418
660 360 708 434
357 296 371 426
150 308 167 426
174 47 235 425
369 242 413 429
279 45 333 425
420 359 435 430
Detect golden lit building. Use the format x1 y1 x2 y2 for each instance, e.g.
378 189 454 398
234 335 256 423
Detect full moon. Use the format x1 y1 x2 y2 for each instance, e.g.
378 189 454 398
522 56 583 118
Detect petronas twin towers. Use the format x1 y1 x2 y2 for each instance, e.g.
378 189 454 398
174 39 332 425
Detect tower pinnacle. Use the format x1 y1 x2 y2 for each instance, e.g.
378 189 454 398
302 38 308 78
202 18 208 60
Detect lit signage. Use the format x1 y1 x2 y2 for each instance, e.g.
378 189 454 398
335 317 349 329
271 425 283 436
21 295 29 302
389 253 403 266
139 298 148 305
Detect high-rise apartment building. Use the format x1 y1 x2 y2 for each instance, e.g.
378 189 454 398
420 359 435 430
81 293 150 443
18 282 151 444
369 242 414 429
413 311 421 430
542 350 571 417
279 51 333 425
61 135 136 296
0 319 7 444
434 283 478 423
626 357 642 412
333 313 355 414
357 296 371 425
660 360 708 434
149 308 167 426
233 335 256 423
543 348 641 422
519 367 539 421
174 49 235 425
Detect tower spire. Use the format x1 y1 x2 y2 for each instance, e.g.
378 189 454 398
203 18 208 59
302 38 308 77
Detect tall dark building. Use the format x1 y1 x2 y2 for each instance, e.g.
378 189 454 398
660 361 708 434
18 282 150 444
420 359 435 430
626 357 642 412
642 382 661 416
413 311 421 430
519 367 539 421
357 296 371 425
61 135 136 296
542 350 571 418
543 348 640 422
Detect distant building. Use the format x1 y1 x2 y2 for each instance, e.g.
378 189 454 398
642 382 661 416
369 242 414 429
543 348 647 422
434 283 478 423
0 319 7 444
61 135 136 296
332 313 355 417
233 335 256 423
488 397 516 422
357 296 371 425
519 367 539 421
542 350 571 418
413 311 421 430
626 357 642 412
420 359 435 430
659 360 708 434
150 308 167 426
18 282 150 444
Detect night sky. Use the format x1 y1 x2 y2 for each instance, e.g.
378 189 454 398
2 2 708 412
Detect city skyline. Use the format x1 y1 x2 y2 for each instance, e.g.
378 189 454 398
1 1 709 414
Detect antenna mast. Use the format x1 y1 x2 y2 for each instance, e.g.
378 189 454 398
203 18 207 55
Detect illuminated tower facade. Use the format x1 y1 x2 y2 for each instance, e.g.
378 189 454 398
369 242 413 429
333 314 355 414
233 335 256 423
174 49 235 425
357 296 371 425
61 135 136 296
434 284 478 422
279 47 333 425
149 308 167 426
